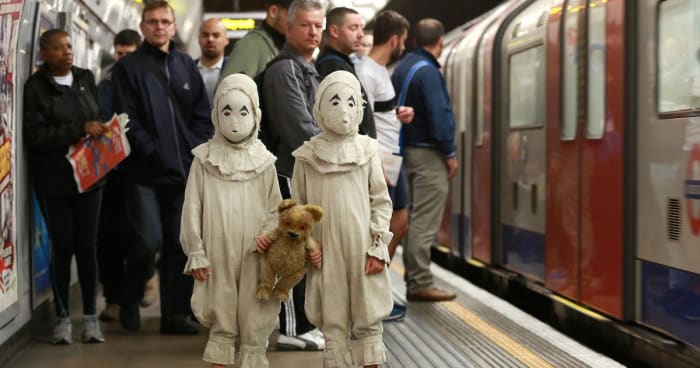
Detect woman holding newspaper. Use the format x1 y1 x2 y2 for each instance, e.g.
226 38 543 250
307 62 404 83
23 29 110 345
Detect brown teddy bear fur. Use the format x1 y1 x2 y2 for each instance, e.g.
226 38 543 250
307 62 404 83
256 199 323 301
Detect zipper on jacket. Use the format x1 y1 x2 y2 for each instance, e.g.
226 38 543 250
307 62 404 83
164 59 186 177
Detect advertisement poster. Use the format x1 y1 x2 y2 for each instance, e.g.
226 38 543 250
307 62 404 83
0 0 23 314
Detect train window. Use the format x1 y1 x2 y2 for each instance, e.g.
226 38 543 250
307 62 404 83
586 1 606 139
561 0 584 140
476 42 486 146
658 0 700 115
508 45 546 129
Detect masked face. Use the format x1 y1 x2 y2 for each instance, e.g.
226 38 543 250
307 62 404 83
215 89 256 144
318 83 361 136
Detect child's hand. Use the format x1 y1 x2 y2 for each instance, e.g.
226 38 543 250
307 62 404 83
307 241 322 268
364 256 385 275
255 234 272 253
191 267 211 281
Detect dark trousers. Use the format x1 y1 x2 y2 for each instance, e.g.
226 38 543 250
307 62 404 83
41 188 103 318
97 176 155 305
121 183 192 321
277 175 314 335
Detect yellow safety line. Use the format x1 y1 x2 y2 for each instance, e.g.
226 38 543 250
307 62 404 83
389 262 554 368
550 294 609 321
442 301 556 368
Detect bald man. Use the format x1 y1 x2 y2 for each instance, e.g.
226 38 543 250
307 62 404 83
197 18 229 102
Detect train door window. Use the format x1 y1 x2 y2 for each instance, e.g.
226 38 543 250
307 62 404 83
586 1 606 139
658 0 700 115
476 41 487 146
561 0 584 140
508 45 546 129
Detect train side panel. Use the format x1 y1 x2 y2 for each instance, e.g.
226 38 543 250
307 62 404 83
636 0 700 347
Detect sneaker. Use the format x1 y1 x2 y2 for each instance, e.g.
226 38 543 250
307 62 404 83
81 315 105 343
141 275 157 307
297 328 325 351
276 334 308 351
99 303 120 321
52 317 73 345
384 302 407 322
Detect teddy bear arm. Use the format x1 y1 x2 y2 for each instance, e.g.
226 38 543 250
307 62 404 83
305 237 319 252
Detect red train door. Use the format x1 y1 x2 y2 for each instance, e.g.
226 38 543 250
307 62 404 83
545 0 625 318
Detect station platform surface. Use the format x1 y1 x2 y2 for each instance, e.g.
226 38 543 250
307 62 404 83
6 254 625 367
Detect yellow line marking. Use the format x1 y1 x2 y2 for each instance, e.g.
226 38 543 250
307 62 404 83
435 245 451 253
443 301 556 368
467 258 486 268
390 261 554 367
550 295 610 321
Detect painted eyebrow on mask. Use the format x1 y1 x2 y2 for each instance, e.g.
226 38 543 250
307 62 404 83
329 94 340 103
240 106 249 113
221 104 233 112
347 96 356 104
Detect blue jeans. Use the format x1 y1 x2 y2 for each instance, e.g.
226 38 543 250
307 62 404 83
121 183 192 320
42 188 103 318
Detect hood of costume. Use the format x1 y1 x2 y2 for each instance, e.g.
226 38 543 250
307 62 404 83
193 73 275 181
293 70 377 173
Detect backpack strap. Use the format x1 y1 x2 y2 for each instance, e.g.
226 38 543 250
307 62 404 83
397 60 431 106
397 60 431 155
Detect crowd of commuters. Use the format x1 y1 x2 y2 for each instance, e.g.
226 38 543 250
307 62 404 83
23 0 458 365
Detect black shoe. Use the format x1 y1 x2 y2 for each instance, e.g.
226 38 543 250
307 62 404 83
119 302 140 332
160 317 199 335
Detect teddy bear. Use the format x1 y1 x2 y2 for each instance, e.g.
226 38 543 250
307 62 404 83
256 199 323 301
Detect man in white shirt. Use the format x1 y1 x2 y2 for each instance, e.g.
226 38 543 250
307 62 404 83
355 10 413 321
197 18 229 102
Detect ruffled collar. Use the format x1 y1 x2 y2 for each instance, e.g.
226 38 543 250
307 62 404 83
292 134 377 173
193 134 276 181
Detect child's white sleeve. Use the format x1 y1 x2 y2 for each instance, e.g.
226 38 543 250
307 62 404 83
367 154 393 264
180 159 210 274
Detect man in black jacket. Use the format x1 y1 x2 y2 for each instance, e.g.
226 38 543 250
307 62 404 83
111 0 213 335
316 7 376 138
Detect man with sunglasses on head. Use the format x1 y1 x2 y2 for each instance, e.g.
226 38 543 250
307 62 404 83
111 0 213 335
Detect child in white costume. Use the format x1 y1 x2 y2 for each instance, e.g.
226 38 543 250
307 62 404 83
180 74 282 368
292 70 394 368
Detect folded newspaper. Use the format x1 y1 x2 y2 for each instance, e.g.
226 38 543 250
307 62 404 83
66 113 130 192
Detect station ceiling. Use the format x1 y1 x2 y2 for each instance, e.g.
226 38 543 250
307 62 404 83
204 0 503 33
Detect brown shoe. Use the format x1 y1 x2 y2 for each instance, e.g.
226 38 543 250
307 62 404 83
407 287 456 302
99 303 120 321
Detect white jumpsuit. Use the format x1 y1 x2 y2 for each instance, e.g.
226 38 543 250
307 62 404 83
180 135 282 366
292 134 393 367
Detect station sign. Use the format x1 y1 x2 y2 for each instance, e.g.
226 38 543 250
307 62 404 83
204 12 265 38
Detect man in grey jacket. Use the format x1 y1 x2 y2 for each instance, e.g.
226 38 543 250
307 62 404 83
219 0 290 79
262 0 325 352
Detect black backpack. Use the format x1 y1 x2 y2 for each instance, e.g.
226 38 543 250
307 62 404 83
254 54 304 153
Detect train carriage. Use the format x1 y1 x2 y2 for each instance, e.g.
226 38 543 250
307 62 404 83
443 0 700 348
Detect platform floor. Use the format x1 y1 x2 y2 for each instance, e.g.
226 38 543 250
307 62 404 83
6 254 625 367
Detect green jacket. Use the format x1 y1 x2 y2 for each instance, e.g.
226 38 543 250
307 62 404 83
220 28 279 80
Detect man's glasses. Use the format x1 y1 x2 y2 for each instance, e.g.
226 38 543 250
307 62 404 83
143 19 174 27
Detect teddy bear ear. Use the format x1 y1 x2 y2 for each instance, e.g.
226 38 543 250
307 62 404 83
278 199 297 213
305 205 324 222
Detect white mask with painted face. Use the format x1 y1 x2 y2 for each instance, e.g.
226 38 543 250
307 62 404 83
215 89 257 144
313 71 364 138
198 73 275 181
211 73 261 147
